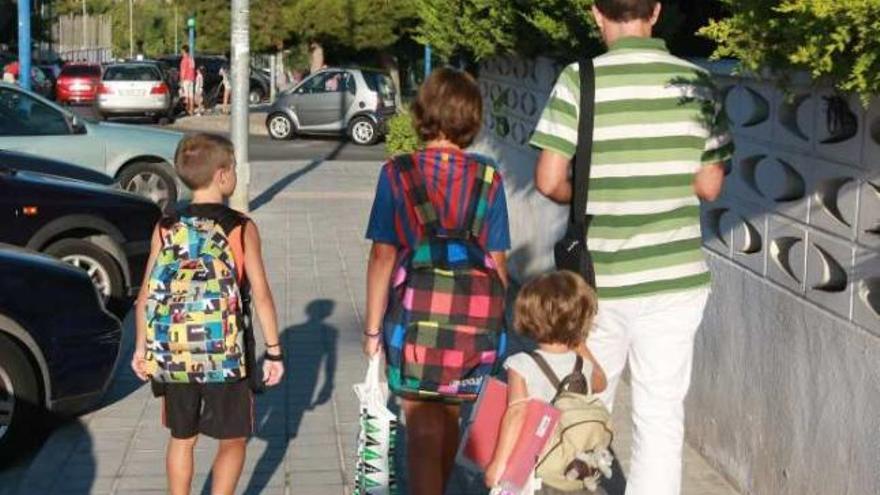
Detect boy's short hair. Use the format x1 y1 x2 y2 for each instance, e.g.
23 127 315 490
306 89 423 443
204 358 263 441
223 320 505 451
514 271 598 347
595 0 659 22
412 68 482 148
173 133 235 190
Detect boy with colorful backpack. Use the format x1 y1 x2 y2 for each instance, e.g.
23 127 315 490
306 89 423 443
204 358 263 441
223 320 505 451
131 133 284 495
486 271 612 494
363 68 511 495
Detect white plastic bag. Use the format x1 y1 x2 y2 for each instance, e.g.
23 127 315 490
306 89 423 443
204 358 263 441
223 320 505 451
353 355 399 495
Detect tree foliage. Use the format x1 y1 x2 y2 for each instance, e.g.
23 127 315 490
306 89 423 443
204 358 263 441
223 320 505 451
701 0 880 101
284 0 417 52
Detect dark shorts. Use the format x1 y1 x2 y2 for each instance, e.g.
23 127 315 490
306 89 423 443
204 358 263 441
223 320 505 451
161 380 253 439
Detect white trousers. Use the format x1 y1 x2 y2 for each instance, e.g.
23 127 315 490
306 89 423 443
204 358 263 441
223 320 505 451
586 288 710 495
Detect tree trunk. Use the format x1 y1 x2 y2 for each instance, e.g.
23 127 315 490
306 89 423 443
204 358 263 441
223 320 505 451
309 41 324 73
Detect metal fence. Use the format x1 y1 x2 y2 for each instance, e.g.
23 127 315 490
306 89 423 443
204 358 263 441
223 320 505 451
52 13 113 63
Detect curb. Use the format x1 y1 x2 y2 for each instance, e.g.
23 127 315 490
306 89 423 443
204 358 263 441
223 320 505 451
171 112 268 136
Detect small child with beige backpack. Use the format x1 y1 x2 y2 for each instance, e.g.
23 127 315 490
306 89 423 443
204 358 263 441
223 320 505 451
486 271 615 494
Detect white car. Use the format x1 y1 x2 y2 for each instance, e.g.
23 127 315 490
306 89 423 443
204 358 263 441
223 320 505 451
96 63 174 123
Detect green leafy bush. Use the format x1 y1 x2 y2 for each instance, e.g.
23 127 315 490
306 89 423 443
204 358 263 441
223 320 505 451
702 0 880 102
385 108 422 156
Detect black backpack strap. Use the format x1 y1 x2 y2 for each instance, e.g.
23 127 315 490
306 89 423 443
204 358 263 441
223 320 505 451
570 59 596 231
395 153 441 235
528 351 561 390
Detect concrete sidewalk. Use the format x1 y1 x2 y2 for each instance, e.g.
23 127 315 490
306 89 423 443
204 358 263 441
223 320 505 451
2 160 739 495
171 111 269 136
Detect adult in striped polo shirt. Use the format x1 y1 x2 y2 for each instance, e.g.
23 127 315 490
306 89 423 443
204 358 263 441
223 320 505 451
531 1 733 494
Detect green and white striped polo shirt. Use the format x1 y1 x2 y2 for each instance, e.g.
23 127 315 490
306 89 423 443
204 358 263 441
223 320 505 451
531 37 734 299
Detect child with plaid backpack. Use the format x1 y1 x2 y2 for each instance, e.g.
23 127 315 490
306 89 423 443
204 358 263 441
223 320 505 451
364 68 511 495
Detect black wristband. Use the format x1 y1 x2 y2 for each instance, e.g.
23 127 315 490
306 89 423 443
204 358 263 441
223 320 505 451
264 351 284 362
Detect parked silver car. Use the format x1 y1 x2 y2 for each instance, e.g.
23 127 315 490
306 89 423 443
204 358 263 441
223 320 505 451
0 82 184 210
266 68 396 145
96 63 173 123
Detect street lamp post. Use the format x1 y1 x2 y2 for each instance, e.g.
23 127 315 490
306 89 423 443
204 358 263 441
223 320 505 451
229 0 250 212
187 16 195 57
128 0 133 59
18 0 32 91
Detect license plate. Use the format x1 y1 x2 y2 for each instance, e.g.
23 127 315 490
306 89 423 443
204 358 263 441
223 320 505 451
71 83 91 91
121 89 144 96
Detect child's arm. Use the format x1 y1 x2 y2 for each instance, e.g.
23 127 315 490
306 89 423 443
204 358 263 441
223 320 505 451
490 251 509 288
364 242 397 356
242 220 284 387
577 342 607 394
484 369 529 488
131 225 162 381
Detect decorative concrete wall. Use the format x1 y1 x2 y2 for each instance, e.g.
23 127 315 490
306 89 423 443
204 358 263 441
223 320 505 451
474 56 880 494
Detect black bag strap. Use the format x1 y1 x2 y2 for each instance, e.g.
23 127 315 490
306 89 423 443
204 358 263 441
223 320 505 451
570 59 596 229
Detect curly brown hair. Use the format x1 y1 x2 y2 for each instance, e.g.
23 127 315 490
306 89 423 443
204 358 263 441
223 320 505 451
412 68 483 148
514 271 598 347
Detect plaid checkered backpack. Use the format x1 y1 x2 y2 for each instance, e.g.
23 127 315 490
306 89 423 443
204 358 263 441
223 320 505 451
383 154 507 402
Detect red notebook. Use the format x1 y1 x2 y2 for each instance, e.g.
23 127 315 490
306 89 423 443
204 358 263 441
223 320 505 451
460 377 509 471
459 378 561 491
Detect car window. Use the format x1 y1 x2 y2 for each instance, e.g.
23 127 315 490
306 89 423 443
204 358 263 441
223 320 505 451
298 72 349 94
103 65 161 82
0 88 70 137
363 71 394 100
61 65 101 77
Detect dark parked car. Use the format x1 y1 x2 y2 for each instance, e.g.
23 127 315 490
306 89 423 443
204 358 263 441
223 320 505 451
0 149 114 185
0 246 121 461
158 55 270 106
0 158 161 315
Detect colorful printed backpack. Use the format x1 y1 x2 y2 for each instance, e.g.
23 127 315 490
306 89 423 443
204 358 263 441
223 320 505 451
383 154 507 402
144 215 248 383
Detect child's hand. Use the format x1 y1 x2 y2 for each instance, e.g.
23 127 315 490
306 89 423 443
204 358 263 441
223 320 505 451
131 348 148 381
484 460 504 488
362 333 382 357
262 358 284 387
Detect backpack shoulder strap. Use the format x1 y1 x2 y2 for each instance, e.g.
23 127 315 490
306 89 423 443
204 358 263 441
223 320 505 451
394 153 440 235
528 351 561 390
465 161 494 239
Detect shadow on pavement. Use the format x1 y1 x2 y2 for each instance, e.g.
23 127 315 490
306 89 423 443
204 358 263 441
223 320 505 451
248 159 324 212
100 311 147 408
200 299 339 495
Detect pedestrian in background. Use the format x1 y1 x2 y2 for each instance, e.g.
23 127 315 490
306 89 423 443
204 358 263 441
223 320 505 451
179 44 196 116
194 65 205 115
531 1 733 494
3 61 19 84
219 65 231 115
363 68 511 495
131 134 285 495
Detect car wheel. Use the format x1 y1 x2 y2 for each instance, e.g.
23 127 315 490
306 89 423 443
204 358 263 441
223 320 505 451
0 333 42 464
45 239 126 315
249 88 263 105
349 117 378 146
267 113 294 140
118 161 178 212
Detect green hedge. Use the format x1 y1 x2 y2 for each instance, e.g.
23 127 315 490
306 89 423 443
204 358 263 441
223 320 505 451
702 0 880 102
385 108 422 156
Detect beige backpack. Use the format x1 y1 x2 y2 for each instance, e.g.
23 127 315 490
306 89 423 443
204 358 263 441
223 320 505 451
529 352 614 492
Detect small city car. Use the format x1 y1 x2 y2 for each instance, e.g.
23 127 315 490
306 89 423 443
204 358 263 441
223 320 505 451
0 245 121 462
0 155 162 316
0 82 184 210
55 63 102 105
266 68 397 145
96 62 174 123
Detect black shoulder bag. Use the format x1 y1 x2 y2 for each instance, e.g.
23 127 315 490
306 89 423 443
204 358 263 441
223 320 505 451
554 59 596 288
